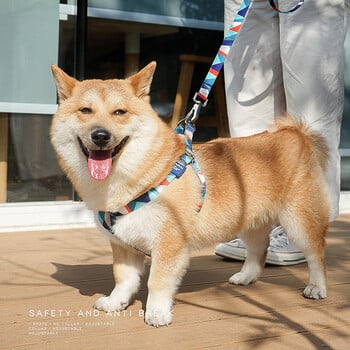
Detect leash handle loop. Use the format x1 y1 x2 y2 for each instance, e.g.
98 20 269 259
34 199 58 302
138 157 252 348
268 0 305 13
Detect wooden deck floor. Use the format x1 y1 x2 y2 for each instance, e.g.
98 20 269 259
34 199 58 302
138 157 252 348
0 214 349 350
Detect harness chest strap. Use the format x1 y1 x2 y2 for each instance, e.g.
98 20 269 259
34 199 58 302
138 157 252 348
97 123 206 254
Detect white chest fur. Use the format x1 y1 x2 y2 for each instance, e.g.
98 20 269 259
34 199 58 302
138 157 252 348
94 200 165 255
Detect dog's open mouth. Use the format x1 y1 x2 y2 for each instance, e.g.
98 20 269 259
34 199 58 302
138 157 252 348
78 136 129 180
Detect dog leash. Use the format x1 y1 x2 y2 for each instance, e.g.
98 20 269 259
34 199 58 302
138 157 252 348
183 0 305 126
182 0 252 126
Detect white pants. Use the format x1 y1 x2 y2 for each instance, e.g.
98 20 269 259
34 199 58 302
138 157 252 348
224 0 350 221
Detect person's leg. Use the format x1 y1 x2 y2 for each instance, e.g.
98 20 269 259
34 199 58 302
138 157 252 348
224 0 284 136
219 1 348 265
280 0 349 221
218 1 349 265
218 0 303 266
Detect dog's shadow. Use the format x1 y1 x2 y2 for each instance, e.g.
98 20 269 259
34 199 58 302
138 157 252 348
50 255 239 312
50 261 151 306
51 262 114 296
49 255 291 298
50 254 240 297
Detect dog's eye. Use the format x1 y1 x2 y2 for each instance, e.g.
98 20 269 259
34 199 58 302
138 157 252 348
79 107 92 114
114 109 126 116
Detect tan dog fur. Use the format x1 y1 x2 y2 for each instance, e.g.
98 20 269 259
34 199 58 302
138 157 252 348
50 62 330 327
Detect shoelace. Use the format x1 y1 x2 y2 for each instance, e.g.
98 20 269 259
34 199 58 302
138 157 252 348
269 226 289 248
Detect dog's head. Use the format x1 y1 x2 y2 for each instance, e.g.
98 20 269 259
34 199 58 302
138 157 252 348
51 62 158 181
50 62 178 209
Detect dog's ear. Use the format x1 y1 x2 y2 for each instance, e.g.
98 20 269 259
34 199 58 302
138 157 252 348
51 64 77 102
127 62 157 101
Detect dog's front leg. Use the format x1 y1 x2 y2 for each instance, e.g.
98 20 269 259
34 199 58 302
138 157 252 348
145 237 190 327
94 242 145 312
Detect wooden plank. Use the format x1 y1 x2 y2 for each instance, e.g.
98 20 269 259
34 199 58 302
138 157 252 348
1 283 349 349
2 299 348 350
0 214 349 349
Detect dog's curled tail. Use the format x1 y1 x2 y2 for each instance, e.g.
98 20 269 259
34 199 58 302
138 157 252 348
274 114 329 172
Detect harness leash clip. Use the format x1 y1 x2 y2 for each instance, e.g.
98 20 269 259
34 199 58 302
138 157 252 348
177 92 208 127
184 99 202 125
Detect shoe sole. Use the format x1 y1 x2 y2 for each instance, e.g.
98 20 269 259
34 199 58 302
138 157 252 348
215 250 306 266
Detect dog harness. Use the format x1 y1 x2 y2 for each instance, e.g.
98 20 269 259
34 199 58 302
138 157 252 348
97 123 206 247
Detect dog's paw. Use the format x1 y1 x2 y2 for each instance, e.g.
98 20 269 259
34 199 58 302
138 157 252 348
145 308 173 327
303 284 327 299
228 272 257 285
93 295 129 313
145 298 173 327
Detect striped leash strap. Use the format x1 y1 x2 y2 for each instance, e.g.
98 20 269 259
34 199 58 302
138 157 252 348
183 0 305 126
184 0 252 125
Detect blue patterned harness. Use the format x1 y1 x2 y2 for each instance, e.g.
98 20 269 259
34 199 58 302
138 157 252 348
97 122 206 239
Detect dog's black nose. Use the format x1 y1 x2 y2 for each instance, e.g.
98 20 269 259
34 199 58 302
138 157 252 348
91 128 111 147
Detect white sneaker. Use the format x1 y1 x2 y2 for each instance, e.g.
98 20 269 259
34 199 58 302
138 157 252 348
215 226 306 266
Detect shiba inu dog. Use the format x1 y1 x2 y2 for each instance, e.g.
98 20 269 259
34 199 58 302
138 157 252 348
50 62 330 327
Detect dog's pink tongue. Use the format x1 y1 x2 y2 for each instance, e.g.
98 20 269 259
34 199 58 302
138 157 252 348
88 150 112 180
